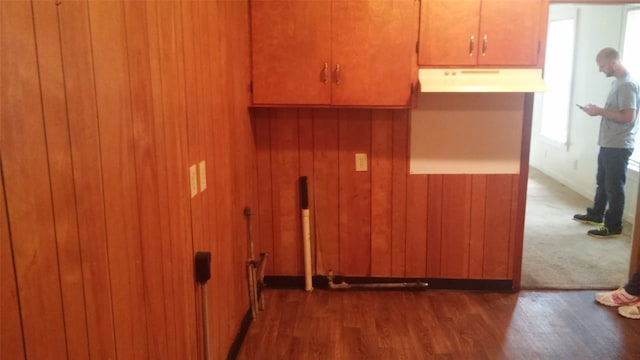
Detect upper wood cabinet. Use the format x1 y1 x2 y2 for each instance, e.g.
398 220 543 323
251 0 418 106
419 0 547 67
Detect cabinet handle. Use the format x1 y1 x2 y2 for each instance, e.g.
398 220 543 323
335 63 341 85
322 63 328 83
482 35 488 56
469 35 474 57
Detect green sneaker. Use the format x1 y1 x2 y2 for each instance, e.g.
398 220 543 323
573 213 603 226
587 226 622 238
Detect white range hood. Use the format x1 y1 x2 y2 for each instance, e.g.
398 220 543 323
418 68 546 93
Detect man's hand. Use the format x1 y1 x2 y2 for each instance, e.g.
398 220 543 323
583 103 601 116
582 103 636 123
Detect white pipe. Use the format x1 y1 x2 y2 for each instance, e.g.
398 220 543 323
302 208 313 291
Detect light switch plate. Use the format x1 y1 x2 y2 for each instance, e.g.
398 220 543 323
199 160 207 191
355 153 367 171
189 164 198 198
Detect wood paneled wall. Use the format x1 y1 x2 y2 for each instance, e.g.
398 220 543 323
0 1 255 359
254 108 523 280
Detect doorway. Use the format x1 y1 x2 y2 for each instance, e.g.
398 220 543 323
522 2 640 289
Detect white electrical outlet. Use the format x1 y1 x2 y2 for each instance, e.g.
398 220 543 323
199 160 207 191
355 153 368 171
189 164 198 198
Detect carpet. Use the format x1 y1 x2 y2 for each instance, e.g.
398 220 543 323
521 168 633 290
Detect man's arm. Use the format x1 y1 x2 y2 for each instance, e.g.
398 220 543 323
584 104 636 124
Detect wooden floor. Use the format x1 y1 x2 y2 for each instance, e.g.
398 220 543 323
236 289 640 359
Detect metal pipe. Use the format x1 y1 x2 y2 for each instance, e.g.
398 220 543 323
201 285 210 360
327 272 428 290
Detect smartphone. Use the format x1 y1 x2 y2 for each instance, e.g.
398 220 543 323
576 104 585 110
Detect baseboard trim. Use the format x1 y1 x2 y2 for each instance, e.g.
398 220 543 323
264 275 514 292
226 308 252 360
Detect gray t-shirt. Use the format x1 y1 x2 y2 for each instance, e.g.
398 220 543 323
598 73 640 148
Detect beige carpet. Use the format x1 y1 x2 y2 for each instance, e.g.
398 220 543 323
521 168 633 289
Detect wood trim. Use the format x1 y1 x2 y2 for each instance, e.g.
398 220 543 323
512 93 535 290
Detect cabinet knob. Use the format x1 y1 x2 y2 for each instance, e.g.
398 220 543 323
469 35 474 57
482 35 488 56
335 63 341 85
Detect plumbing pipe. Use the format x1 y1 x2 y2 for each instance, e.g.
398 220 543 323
194 252 212 360
327 272 428 290
300 176 313 292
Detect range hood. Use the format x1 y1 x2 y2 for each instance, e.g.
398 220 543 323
418 68 546 93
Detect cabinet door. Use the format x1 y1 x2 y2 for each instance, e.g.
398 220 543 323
418 0 481 66
251 0 331 105
478 0 542 66
332 0 418 106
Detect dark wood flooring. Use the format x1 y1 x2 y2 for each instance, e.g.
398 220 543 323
236 289 640 359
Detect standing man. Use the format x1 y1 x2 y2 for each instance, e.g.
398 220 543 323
573 47 640 238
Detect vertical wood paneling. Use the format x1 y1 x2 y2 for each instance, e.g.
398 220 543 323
156 2 195 357
469 175 487 278
509 174 522 281
441 175 472 278
123 1 165 355
405 175 428 277
371 110 393 276
3 1 254 358
206 2 229 353
182 0 204 272
483 175 514 278
181 5 209 355
58 1 117 357
209 1 244 353
338 109 371 276
255 109 275 274
0 160 25 360
426 175 443 277
31 2 90 358
89 2 147 358
299 108 315 271
313 108 340 274
222 0 253 344
134 2 171 358
210 10 225 355
255 109 523 281
391 110 408 277
199 3 218 356
2 0 67 357
271 108 302 275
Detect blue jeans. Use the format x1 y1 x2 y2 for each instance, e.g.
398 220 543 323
626 271 640 295
587 147 633 231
